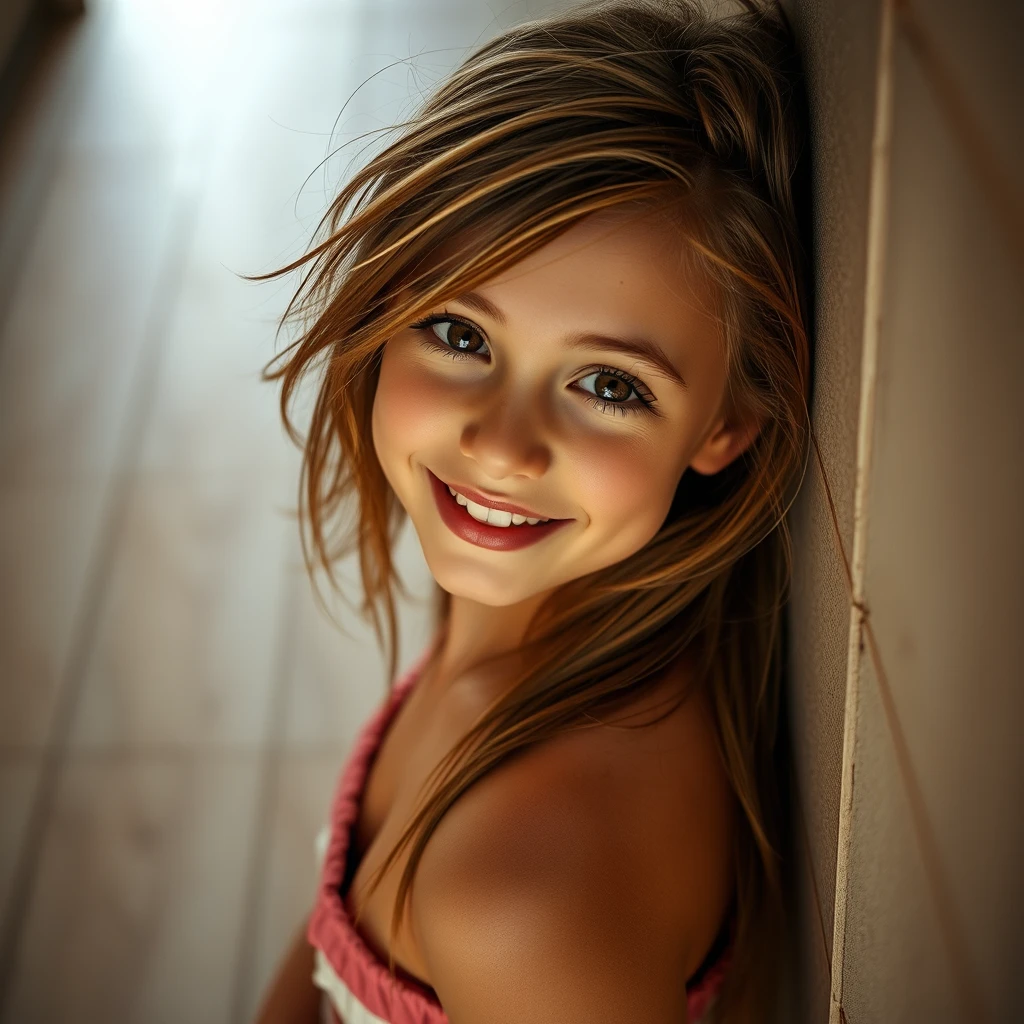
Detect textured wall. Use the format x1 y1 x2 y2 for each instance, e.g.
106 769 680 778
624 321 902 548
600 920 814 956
783 0 880 1018
786 1 1024 1021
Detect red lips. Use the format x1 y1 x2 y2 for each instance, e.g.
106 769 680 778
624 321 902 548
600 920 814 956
427 469 572 552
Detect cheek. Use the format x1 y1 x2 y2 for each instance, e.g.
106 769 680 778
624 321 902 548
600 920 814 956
372 343 453 475
570 433 680 548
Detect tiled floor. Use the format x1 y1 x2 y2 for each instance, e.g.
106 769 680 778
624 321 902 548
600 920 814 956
0 0 576 1019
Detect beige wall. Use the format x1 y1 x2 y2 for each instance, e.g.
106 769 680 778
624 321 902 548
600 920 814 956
783 0 880 1017
785 1 1023 1021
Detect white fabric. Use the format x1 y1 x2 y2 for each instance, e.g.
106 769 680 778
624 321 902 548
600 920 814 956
314 823 331 867
311 823 392 1024
314 947 390 1024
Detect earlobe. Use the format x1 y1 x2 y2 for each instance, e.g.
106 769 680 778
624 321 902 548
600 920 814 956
688 413 763 476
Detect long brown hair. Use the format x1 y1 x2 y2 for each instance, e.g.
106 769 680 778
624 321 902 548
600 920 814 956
260 1 810 1017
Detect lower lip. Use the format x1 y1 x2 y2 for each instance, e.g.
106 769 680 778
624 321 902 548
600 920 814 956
427 469 572 551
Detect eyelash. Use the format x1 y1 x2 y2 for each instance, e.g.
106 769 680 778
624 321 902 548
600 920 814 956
409 313 659 418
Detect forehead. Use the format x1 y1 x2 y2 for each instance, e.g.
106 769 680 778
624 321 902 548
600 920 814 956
493 208 698 301
437 207 722 358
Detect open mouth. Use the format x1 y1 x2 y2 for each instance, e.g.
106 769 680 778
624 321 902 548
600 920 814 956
444 485 553 528
427 469 572 550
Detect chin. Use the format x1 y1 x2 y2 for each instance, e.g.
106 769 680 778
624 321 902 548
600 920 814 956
425 557 539 609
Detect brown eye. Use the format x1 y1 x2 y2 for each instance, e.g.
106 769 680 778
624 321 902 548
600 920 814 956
431 320 486 355
593 373 630 401
574 368 657 418
576 370 635 403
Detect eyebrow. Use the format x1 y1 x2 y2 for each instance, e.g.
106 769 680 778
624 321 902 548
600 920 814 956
454 291 688 390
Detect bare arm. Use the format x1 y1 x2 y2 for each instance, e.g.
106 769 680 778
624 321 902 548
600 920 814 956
410 707 734 1024
251 916 324 1024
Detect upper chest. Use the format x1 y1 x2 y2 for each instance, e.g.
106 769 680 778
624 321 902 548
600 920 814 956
343 661 729 989
344 671 470 985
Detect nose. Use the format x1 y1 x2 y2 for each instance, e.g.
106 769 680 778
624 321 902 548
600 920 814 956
459 391 552 480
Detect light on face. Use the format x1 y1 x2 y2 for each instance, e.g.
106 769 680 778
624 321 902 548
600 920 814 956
372 210 734 607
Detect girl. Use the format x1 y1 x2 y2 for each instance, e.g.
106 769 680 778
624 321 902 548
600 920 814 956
254 1 811 1021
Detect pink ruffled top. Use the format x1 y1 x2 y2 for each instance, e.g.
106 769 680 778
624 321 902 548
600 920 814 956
308 647 730 1024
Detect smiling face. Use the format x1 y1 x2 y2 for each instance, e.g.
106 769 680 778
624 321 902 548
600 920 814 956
371 206 760 609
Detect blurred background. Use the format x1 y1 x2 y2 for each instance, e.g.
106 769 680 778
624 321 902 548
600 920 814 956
0 1 1020 1022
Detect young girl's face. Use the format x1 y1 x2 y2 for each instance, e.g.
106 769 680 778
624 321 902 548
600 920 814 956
372 206 757 608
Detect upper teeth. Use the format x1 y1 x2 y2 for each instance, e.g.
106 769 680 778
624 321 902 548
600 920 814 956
447 485 549 527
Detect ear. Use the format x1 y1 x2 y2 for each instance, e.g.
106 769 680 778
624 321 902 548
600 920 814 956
688 408 764 476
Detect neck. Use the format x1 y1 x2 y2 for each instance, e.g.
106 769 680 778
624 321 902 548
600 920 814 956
426 587 554 691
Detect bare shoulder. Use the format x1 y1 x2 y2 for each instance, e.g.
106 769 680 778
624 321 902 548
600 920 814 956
411 660 735 1023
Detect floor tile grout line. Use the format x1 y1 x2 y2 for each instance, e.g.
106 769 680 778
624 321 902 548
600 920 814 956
0 178 207 1017
0 9 100 354
229 553 303 1024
